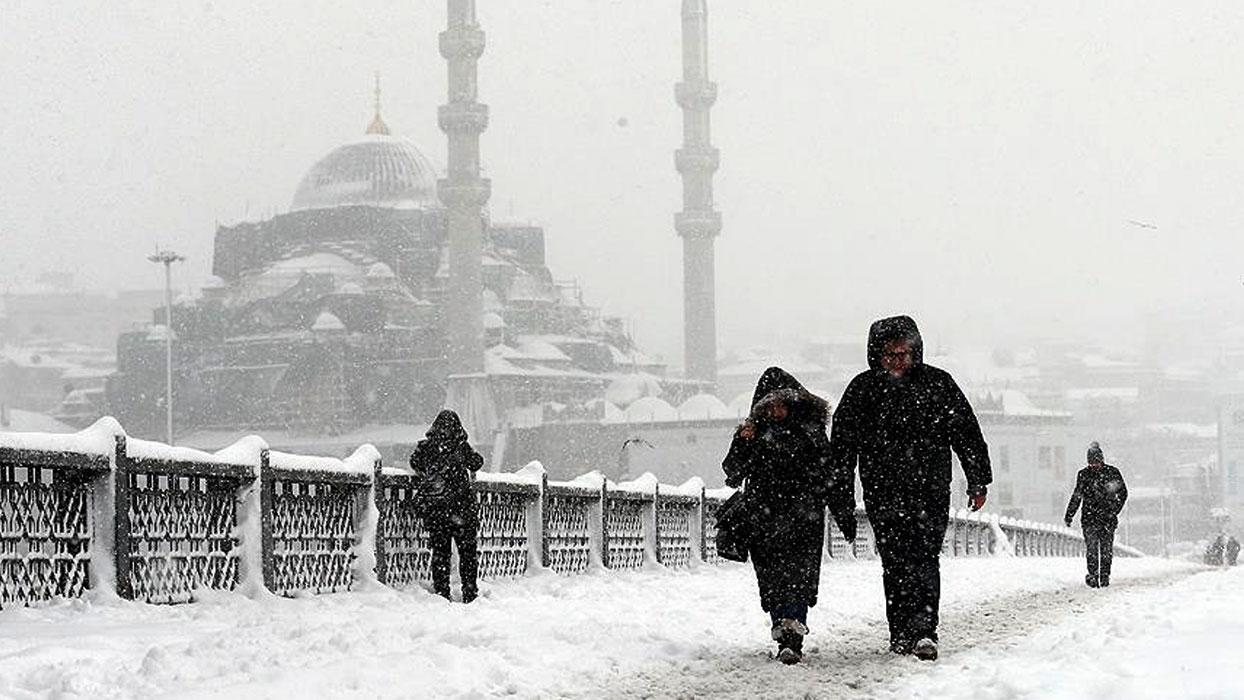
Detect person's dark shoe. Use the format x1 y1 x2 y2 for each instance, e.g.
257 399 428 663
777 646 803 665
912 638 938 661
1085 575 1099 588
889 638 914 655
1099 578 1110 588
771 619 806 664
462 589 478 604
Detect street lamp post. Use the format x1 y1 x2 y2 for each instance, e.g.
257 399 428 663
147 249 184 444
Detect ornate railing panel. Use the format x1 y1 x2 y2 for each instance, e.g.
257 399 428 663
656 496 696 569
126 469 242 604
475 485 531 579
544 486 595 575
606 494 647 570
377 479 432 588
270 476 360 596
0 461 97 608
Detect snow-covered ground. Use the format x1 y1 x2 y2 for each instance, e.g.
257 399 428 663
0 556 1226 699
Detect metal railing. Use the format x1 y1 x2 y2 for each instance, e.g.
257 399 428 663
0 418 1110 607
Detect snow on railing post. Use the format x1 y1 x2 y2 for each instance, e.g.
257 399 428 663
372 458 388 586
348 453 382 590
233 454 267 598
87 431 122 599
112 434 134 600
258 449 276 592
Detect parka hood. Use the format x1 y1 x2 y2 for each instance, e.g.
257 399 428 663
749 366 830 426
867 315 924 371
425 409 469 445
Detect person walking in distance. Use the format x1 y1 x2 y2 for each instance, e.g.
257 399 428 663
828 316 992 661
410 410 484 603
722 367 857 665
1064 441 1128 588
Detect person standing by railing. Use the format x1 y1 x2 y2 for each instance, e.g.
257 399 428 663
1064 441 1128 588
722 367 856 665
410 409 484 603
829 316 992 661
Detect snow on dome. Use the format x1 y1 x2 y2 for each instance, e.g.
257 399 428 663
606 373 663 408
482 312 506 330
624 396 677 423
290 134 440 212
311 311 345 332
338 282 365 295
677 393 732 420
202 275 227 290
366 262 396 280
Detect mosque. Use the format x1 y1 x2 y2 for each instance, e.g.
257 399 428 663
106 2 736 480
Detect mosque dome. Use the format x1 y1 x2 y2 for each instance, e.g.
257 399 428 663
290 133 440 212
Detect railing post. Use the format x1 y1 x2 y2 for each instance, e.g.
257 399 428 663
698 485 708 562
536 471 550 570
372 459 388 586
112 435 133 600
600 479 611 569
259 448 275 592
648 484 661 566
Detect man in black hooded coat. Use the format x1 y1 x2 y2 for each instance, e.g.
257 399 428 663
410 409 484 602
722 367 857 664
829 316 991 660
1064 441 1128 588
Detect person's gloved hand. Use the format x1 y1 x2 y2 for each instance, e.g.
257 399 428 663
968 493 986 512
1064 518 1072 528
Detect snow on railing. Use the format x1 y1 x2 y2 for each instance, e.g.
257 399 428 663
0 419 1103 608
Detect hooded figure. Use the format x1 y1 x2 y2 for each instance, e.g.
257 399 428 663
829 316 991 660
722 367 855 664
409 409 484 602
1064 441 1127 587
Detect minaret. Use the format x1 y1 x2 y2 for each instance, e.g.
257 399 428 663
675 0 721 388
438 0 490 375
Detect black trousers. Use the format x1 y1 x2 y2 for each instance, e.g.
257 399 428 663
1083 526 1115 586
428 515 479 601
873 514 946 644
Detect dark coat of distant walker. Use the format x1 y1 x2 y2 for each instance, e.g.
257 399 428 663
409 410 484 602
829 316 992 649
722 368 856 614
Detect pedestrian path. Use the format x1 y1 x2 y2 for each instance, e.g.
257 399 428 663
0 557 1202 699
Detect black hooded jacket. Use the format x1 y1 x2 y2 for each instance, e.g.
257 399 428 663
829 316 992 521
721 367 851 610
409 410 484 520
1064 463 1128 530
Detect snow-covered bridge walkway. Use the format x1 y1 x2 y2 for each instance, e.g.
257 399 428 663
1 557 1236 699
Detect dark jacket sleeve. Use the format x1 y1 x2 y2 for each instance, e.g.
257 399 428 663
1064 471 1084 525
945 376 992 495
409 442 429 476
826 379 861 541
462 443 484 473
721 428 756 488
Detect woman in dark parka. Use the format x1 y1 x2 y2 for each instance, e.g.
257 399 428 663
722 367 857 664
409 409 484 602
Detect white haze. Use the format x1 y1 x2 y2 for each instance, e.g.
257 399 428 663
2 1 1243 364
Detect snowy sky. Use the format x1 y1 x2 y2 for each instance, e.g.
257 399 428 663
2 1 1242 363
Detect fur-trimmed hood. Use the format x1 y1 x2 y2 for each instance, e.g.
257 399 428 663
749 367 830 426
